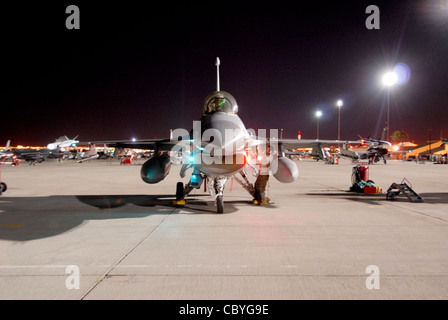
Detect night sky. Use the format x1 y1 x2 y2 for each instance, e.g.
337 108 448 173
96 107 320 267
2 0 447 146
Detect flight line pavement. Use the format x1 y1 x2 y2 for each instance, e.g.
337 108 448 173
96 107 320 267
0 158 447 300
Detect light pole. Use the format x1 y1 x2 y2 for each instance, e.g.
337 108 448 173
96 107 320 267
336 99 343 141
315 110 322 139
382 71 397 141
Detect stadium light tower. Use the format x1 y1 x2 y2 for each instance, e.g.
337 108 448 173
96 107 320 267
315 110 322 139
336 99 343 141
382 71 398 141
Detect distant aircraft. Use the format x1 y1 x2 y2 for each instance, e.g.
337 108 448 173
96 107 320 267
284 144 336 162
0 140 47 164
47 136 79 150
77 145 99 163
81 58 361 213
340 128 392 164
0 140 12 161
4 136 78 164
98 146 114 160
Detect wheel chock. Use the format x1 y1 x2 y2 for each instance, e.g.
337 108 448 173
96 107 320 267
172 199 186 205
253 197 270 206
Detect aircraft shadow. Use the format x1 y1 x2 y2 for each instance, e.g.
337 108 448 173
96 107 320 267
75 194 246 213
0 194 243 242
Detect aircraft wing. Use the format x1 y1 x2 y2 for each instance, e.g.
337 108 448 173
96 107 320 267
79 136 361 153
78 137 192 152
277 138 362 149
247 137 362 149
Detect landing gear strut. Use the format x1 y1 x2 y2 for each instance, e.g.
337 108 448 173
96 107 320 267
210 177 226 213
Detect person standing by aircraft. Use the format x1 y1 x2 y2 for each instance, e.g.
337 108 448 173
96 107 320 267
253 145 271 205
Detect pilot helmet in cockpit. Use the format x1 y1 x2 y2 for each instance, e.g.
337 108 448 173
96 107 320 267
203 91 238 115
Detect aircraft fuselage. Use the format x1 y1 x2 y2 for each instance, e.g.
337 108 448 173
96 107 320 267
192 111 248 177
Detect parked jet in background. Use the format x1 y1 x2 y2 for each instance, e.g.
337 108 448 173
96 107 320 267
1 140 47 164
2 136 79 164
47 136 79 150
77 145 100 163
340 128 391 164
0 140 12 161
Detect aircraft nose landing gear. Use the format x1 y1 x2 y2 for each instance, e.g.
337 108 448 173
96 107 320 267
211 177 226 213
204 177 227 213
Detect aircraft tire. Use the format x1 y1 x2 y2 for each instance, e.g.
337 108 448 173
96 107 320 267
216 195 224 213
1 182 7 193
176 182 184 200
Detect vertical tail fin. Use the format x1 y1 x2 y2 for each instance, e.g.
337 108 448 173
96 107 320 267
5 140 11 151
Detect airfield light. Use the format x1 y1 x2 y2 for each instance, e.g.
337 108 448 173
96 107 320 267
383 70 398 142
315 111 322 139
132 138 136 142
336 99 343 142
382 71 397 87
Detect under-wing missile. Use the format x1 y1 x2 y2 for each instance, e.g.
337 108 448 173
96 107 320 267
140 153 172 184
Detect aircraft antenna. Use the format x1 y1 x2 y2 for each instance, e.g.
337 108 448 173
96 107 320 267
215 57 220 91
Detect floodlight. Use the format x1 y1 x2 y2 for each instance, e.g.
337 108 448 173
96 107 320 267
382 71 398 86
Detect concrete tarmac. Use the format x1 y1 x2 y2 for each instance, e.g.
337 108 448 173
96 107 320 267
0 158 447 300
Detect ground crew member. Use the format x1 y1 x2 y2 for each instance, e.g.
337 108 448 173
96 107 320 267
253 145 271 205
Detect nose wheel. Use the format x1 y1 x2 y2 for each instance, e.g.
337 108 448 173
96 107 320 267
216 195 224 213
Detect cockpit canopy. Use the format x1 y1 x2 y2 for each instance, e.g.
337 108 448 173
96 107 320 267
203 91 238 115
